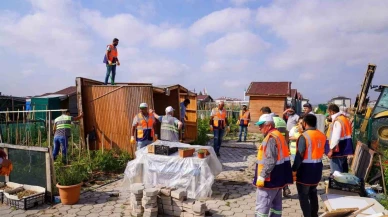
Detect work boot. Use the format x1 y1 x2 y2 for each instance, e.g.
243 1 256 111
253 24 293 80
216 153 221 157
283 186 291 197
237 140 242 142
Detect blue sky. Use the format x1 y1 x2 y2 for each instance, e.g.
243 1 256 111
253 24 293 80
1 0 388 104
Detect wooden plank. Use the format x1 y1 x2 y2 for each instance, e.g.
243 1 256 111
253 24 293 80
0 143 49 152
360 107 372 133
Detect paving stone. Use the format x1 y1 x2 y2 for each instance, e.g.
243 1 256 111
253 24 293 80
242 209 255 215
13 214 27 217
86 213 100 217
0 209 12 215
77 210 91 216
144 188 159 196
221 210 235 216
130 183 145 194
80 205 93 211
99 210 114 216
231 207 243 213
218 205 231 211
102 205 115 211
171 189 187 200
67 208 81 214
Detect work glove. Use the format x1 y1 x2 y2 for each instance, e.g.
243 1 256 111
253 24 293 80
248 123 251 127
108 61 112 65
226 126 230 132
130 136 136 145
292 171 297 182
210 126 213 132
256 176 265 187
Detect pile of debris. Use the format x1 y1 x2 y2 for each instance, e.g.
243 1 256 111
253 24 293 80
129 183 208 217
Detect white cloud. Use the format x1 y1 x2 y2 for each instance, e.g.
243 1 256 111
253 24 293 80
150 28 188 49
230 0 256 6
205 31 270 58
190 8 253 36
257 0 388 70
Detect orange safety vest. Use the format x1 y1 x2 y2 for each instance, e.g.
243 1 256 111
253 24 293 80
107 44 118 62
136 113 155 141
253 129 293 188
212 108 226 129
239 110 250 126
296 130 326 185
325 114 354 157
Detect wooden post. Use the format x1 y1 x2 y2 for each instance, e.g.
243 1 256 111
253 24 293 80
86 134 90 160
76 78 86 150
11 97 14 121
4 147 9 182
45 152 52 202
48 111 52 147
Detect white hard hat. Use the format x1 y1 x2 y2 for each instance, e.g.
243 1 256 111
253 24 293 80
255 114 274 126
165 106 174 113
139 103 148 108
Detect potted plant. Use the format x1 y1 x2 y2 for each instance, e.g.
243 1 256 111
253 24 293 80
203 149 210 156
197 149 205 159
55 161 89 205
179 148 195 158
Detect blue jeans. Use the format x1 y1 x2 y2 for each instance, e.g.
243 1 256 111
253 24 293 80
213 129 224 154
238 125 248 141
330 157 348 174
53 136 68 160
137 140 153 150
105 64 116 85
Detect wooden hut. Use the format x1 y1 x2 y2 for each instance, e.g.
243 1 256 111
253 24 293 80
76 78 197 156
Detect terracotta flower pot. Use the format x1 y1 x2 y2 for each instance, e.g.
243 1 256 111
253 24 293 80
198 152 205 159
56 182 83 205
179 148 195 158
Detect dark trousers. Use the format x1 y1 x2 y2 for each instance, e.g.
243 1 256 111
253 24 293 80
238 125 247 141
296 183 319 217
213 129 224 154
105 64 116 85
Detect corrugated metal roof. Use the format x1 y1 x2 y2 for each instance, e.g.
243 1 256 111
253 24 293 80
290 89 297 98
55 86 76 95
246 82 291 96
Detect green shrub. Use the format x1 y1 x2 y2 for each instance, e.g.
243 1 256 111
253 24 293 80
91 149 132 173
194 118 211 145
55 159 90 186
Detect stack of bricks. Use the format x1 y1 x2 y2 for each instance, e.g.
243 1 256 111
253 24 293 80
142 188 159 217
130 183 145 217
157 187 207 217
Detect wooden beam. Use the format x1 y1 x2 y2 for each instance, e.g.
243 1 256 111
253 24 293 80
45 152 52 202
0 143 49 152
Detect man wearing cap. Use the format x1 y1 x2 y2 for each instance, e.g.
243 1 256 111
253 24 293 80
258 107 292 197
303 103 315 115
253 114 293 217
151 106 183 142
210 101 230 157
53 109 83 161
131 103 156 150
103 38 120 85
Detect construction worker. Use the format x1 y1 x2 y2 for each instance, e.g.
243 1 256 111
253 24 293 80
180 99 190 140
151 106 183 142
210 101 230 157
131 103 156 150
0 149 12 176
253 114 293 217
303 103 315 115
103 38 120 85
53 110 84 161
289 117 304 160
259 107 291 197
237 105 250 142
292 114 326 217
325 104 354 174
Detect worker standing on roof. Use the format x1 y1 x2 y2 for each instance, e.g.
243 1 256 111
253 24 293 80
237 105 250 142
259 106 291 197
253 114 293 217
103 38 120 85
180 99 190 141
130 103 156 150
325 104 354 174
53 109 83 161
292 114 326 217
151 106 183 142
210 101 230 157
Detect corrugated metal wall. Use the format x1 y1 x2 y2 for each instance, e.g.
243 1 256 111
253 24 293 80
78 78 154 156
